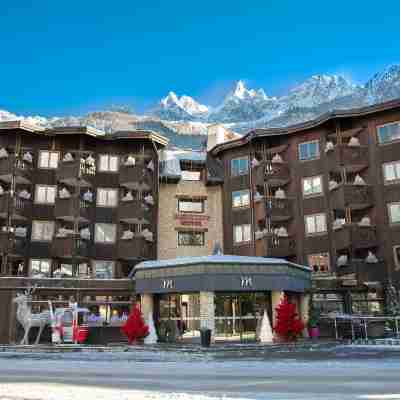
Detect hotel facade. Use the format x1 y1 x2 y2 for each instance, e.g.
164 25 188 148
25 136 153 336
1 99 400 343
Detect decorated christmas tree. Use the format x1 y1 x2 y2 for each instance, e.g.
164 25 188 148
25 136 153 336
121 305 149 344
273 296 304 341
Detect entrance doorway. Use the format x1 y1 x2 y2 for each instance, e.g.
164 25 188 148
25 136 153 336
214 292 272 342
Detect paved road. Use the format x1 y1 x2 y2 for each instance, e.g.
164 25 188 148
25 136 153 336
0 347 400 399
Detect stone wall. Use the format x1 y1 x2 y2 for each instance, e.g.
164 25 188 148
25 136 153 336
158 180 223 260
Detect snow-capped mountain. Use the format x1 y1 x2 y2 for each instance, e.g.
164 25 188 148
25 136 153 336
209 81 281 123
154 92 209 121
2 65 400 148
281 75 359 109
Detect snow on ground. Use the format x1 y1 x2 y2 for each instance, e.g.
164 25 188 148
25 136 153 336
0 383 248 400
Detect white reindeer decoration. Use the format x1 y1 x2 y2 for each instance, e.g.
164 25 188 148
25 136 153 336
13 286 50 345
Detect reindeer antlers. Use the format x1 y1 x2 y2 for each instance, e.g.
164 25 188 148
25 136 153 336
24 284 38 296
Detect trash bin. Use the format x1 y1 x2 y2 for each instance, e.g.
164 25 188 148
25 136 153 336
200 328 211 347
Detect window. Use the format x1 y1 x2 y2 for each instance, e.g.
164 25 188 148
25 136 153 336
233 224 251 244
31 221 54 241
178 199 204 213
231 157 249 176
302 175 323 197
232 190 250 208
388 202 400 224
393 246 400 271
305 213 327 235
181 170 201 181
35 185 56 204
178 231 205 246
93 260 114 279
97 188 118 207
95 223 117 243
78 263 92 278
30 259 51 278
53 263 73 278
298 141 320 161
383 161 400 183
98 154 119 172
308 253 330 274
313 293 344 314
377 122 400 144
38 151 59 169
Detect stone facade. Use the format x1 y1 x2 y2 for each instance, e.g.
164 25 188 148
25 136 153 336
158 180 224 260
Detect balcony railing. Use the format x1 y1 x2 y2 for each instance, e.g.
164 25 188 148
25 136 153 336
119 164 153 190
56 158 96 186
119 200 151 223
118 236 152 260
0 194 30 219
266 234 296 258
54 197 91 222
0 231 27 256
330 184 373 210
51 235 90 259
336 259 386 283
265 197 293 222
326 145 369 173
333 224 377 251
253 162 290 187
0 155 31 184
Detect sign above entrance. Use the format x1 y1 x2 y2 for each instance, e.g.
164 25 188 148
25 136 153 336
240 276 253 288
161 279 174 290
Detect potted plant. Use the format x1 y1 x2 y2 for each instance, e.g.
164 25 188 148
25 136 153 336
308 298 321 339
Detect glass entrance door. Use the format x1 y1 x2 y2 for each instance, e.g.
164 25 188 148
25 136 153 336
215 292 271 342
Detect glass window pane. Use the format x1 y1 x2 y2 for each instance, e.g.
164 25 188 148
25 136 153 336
99 155 108 171
234 226 242 243
243 224 251 241
306 216 315 234
385 164 396 181
94 261 114 279
47 187 55 203
303 178 312 195
390 204 400 223
39 151 49 168
109 156 119 171
316 214 326 232
49 152 59 169
313 176 322 193
242 191 250 206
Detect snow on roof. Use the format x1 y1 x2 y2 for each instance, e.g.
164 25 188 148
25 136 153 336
133 254 311 272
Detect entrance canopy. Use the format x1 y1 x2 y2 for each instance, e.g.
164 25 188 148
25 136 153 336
132 255 311 294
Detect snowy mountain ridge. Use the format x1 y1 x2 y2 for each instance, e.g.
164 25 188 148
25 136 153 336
2 65 400 148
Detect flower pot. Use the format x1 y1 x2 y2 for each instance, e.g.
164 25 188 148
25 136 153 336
308 327 320 339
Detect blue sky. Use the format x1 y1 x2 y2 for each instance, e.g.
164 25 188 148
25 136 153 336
0 0 399 116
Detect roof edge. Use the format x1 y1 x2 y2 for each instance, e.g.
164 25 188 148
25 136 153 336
210 98 400 155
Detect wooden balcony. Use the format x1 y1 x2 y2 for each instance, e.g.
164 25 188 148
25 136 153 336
51 236 90 259
119 164 153 191
0 195 30 220
336 260 386 283
265 197 293 222
330 184 373 211
266 235 296 258
326 145 369 173
253 162 290 187
333 224 377 251
56 158 95 187
119 200 151 224
54 198 91 223
0 231 27 257
0 155 31 184
118 236 152 260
